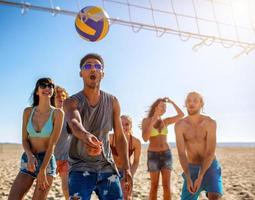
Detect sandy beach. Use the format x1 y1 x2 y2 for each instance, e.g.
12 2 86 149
0 143 254 200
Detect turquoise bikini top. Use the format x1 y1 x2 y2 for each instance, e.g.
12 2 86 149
26 107 54 138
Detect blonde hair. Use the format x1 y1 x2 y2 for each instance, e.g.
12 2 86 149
121 115 132 124
55 86 69 98
185 91 204 109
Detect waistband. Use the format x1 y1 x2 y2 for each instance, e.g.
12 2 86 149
147 149 171 155
188 159 220 168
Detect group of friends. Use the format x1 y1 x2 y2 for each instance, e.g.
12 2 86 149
7 53 223 200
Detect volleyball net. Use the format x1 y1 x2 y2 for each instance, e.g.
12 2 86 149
1 0 255 58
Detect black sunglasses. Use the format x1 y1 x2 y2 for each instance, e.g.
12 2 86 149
38 82 54 89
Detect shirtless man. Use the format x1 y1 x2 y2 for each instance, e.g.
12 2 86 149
175 92 223 200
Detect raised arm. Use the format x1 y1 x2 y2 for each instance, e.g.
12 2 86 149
63 97 101 155
130 138 141 176
163 98 184 126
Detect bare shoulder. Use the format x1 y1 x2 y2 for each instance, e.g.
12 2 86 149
201 116 217 132
132 135 141 146
142 117 149 126
23 107 33 116
202 115 216 126
175 117 188 128
53 108 64 117
112 96 120 110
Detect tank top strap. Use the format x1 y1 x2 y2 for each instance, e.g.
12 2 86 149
49 108 55 118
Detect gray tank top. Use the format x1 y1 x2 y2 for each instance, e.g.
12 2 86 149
68 90 118 174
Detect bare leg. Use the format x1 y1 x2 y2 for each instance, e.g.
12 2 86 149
32 175 53 200
208 193 222 200
149 171 160 200
60 172 69 200
8 172 35 200
161 169 171 200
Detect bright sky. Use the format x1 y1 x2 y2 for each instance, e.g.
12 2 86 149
0 0 254 143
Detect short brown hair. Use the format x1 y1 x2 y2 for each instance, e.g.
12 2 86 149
80 53 104 69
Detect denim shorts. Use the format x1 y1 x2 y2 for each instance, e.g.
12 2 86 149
147 149 173 172
20 152 57 178
181 159 223 200
69 171 123 200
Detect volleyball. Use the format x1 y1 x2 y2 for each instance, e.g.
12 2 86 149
75 6 110 42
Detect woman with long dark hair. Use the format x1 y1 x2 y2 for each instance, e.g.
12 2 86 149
8 78 63 200
142 97 184 200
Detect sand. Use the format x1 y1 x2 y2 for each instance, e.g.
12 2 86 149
0 144 254 200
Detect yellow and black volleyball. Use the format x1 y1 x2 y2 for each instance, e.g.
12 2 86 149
75 6 110 42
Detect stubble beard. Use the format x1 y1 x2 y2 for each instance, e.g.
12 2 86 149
188 109 200 116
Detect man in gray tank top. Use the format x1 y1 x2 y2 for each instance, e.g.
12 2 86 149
64 53 132 200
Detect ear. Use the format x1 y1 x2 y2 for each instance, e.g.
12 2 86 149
101 71 104 79
79 71 82 77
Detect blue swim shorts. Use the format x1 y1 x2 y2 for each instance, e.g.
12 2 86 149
181 159 223 200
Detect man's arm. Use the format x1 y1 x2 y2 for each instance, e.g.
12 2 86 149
112 97 129 170
130 138 141 176
199 119 217 178
112 97 133 194
64 97 101 155
175 120 194 194
175 121 190 178
63 98 85 139
193 119 217 193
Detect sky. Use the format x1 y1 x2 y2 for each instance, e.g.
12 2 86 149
0 0 254 144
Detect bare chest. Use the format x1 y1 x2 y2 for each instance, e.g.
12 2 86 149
183 124 207 142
